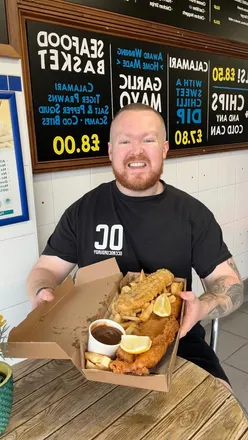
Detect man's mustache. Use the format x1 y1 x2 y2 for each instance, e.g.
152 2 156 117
124 154 150 166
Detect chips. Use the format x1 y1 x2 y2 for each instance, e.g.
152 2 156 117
85 352 112 371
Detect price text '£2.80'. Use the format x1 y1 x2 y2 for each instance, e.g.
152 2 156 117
53 134 100 155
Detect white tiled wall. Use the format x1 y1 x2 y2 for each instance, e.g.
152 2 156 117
0 58 38 359
33 150 248 298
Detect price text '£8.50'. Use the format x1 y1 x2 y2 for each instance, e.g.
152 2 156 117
53 134 100 155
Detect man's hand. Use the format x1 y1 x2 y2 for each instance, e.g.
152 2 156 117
179 291 206 338
32 288 55 310
27 255 75 309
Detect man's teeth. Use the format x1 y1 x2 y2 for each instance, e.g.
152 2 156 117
128 162 146 167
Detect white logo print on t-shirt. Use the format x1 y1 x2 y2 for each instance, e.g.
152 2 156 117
94 224 123 256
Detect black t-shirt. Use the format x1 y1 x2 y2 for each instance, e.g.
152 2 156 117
43 180 231 289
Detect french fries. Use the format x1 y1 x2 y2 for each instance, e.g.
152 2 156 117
139 302 154 322
122 315 140 322
125 322 138 335
171 282 184 295
140 269 146 282
121 286 131 293
85 352 112 371
169 295 176 304
86 360 99 370
120 321 134 329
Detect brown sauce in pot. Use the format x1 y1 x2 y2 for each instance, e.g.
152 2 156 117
91 324 122 345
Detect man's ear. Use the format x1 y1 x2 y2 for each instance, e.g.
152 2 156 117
108 142 113 161
163 141 169 160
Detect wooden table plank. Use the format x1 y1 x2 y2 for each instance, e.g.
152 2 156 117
92 362 209 440
46 360 187 440
1 380 117 439
192 396 248 440
13 360 73 404
141 375 230 440
4 357 247 440
4 366 84 435
12 359 51 381
240 429 248 439
3 356 186 439
47 386 151 440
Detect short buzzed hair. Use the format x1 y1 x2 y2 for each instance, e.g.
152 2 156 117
110 103 167 141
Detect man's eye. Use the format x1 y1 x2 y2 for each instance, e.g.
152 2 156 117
144 138 155 143
119 140 130 144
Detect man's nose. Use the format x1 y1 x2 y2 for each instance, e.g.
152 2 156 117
131 139 144 152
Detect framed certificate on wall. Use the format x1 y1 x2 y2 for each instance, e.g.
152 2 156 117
0 92 29 226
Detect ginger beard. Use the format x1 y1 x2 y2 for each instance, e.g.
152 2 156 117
112 153 164 192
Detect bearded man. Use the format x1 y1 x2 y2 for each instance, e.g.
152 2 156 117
27 103 243 391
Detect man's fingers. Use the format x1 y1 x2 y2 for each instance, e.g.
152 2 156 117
31 290 54 309
179 329 187 339
39 290 54 302
180 291 196 301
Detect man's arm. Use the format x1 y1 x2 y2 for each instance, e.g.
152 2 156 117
200 257 243 320
27 255 75 308
180 257 243 338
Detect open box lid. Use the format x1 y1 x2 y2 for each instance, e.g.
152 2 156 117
7 259 123 371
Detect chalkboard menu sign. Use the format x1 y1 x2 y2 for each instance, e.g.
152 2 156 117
0 0 8 45
25 19 248 171
67 0 248 45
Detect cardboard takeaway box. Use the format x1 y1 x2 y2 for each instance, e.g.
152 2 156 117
7 259 185 392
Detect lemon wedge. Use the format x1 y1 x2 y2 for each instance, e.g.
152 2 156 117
153 294 171 317
120 335 152 354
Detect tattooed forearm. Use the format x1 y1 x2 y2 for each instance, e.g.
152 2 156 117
227 259 243 283
200 283 243 319
200 259 244 319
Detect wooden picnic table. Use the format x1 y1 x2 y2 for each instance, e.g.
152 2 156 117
1 357 248 439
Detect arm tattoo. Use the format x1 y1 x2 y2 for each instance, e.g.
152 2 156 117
200 259 243 320
227 259 242 283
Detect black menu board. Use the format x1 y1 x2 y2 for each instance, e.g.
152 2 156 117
168 49 209 150
67 0 248 45
0 0 8 45
169 50 248 149
26 20 248 165
209 56 248 145
111 39 167 123
26 21 112 161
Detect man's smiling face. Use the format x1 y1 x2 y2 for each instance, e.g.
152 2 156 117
108 109 168 193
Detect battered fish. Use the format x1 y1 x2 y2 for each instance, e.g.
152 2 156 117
114 269 174 316
110 316 179 375
110 296 182 375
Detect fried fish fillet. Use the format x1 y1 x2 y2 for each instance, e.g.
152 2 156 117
116 346 135 364
110 296 182 376
114 269 174 316
110 316 179 375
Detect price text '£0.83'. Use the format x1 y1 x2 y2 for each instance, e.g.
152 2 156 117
53 134 100 155
175 129 203 146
